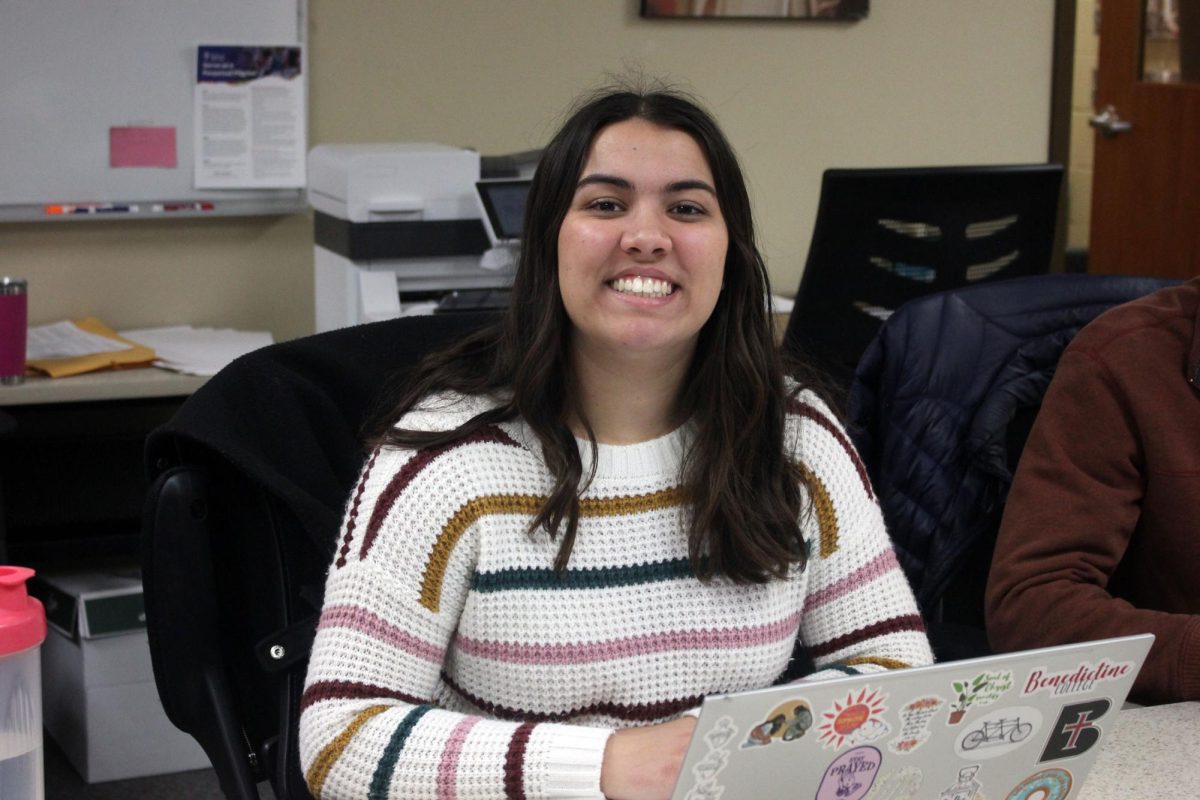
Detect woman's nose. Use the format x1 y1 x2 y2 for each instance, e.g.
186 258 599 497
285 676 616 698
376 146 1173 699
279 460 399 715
620 210 672 259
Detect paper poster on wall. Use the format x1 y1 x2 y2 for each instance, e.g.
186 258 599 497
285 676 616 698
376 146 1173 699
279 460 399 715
193 45 306 189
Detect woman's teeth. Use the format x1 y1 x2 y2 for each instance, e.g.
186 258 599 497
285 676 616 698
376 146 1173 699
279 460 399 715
610 276 675 297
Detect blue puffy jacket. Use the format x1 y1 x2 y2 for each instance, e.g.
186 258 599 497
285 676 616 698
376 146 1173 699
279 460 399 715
846 273 1177 619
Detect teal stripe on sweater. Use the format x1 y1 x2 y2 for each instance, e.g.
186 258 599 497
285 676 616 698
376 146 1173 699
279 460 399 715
369 704 432 798
473 557 698 593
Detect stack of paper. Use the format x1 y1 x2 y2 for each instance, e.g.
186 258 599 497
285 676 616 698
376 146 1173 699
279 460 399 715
120 326 274 376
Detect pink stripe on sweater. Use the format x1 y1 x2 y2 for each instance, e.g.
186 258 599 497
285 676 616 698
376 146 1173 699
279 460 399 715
437 716 481 800
802 549 899 615
319 605 444 664
454 612 802 665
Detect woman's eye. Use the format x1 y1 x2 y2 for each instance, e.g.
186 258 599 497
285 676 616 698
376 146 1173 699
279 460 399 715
671 202 705 217
586 199 623 213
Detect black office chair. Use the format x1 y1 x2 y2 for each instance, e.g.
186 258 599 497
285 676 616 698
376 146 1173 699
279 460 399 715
141 312 495 800
846 273 1178 662
783 164 1064 390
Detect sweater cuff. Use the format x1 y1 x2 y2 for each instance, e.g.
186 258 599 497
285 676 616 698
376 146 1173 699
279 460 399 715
526 723 614 799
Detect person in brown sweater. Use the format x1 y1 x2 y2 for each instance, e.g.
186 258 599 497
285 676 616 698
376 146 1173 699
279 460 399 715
986 277 1200 704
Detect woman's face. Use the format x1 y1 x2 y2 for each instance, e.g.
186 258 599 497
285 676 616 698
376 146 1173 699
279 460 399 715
556 118 728 366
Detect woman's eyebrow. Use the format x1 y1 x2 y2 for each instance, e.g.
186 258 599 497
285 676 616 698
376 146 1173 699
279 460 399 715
575 174 717 196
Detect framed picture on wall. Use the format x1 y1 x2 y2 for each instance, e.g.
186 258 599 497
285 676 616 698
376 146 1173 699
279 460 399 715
640 0 868 20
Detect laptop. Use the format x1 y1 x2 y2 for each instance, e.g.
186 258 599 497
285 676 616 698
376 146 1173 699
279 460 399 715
672 633 1153 800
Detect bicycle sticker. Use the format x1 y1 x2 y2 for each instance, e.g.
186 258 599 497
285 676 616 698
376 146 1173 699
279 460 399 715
863 766 923 800
1004 767 1073 800
814 745 882 800
740 698 814 748
887 695 945 754
817 686 891 750
953 705 1043 760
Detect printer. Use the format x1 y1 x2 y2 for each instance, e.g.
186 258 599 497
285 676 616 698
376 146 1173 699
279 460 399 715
308 143 518 332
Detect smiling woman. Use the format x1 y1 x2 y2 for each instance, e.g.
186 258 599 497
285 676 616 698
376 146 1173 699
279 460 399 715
297 83 931 800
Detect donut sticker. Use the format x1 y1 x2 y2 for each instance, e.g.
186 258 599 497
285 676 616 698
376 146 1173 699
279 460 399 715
814 745 882 800
953 706 1043 760
817 686 890 749
740 698 814 748
1004 768 1073 800
863 766 923 800
946 670 1013 725
887 695 945 754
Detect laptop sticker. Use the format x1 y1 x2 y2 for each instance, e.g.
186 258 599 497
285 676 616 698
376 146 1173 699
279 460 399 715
814 745 882 800
937 763 983 800
686 715 737 800
947 670 1013 725
1004 767 1073 800
863 766 923 800
953 706 1043 759
1021 660 1135 697
741 698 814 748
817 687 890 749
887 695 945 754
1038 699 1111 762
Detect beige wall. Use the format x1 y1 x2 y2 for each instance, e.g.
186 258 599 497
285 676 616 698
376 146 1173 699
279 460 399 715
0 0 1055 342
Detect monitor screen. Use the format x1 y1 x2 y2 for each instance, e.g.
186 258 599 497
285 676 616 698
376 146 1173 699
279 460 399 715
476 179 532 244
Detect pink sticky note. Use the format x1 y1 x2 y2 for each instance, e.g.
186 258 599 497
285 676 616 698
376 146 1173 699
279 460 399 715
109 126 177 168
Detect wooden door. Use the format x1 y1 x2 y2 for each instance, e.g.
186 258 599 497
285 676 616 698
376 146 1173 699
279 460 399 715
1089 0 1200 278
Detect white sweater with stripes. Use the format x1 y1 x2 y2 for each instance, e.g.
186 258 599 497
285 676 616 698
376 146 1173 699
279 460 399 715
299 390 932 799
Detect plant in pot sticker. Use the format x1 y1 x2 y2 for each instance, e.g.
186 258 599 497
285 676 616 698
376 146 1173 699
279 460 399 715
948 670 1012 725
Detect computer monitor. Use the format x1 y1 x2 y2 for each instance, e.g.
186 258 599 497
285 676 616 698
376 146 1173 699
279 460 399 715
475 178 532 247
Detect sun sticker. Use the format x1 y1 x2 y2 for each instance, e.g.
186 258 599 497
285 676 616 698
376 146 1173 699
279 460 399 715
817 686 890 750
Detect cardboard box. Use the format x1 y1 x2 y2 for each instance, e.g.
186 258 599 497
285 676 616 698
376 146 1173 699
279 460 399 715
33 569 210 783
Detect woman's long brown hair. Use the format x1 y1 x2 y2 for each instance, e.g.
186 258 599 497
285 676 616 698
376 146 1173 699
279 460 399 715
368 85 811 583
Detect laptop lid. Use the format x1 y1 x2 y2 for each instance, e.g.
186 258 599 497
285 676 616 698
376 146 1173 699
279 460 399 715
672 633 1153 800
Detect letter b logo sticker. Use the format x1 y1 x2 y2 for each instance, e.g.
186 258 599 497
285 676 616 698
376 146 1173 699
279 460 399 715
1040 699 1111 762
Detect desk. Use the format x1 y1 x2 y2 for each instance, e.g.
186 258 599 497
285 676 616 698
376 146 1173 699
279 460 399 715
0 368 207 407
1077 702 1200 798
0 368 207 564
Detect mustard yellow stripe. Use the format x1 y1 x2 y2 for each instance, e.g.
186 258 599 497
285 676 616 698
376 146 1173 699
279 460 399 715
844 655 911 670
798 464 838 558
419 488 684 612
306 704 389 799
420 494 543 612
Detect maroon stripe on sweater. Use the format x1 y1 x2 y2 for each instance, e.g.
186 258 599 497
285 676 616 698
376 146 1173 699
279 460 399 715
503 722 536 800
359 426 522 560
300 679 429 713
441 671 702 724
808 614 926 659
336 448 380 569
787 397 875 500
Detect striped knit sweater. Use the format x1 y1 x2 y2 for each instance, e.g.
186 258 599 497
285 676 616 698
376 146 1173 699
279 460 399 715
299 389 932 799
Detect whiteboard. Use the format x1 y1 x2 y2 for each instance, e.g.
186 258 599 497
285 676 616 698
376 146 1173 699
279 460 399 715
0 0 307 222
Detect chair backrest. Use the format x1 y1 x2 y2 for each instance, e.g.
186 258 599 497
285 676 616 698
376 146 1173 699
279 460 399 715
783 164 1064 387
141 312 495 800
846 273 1178 660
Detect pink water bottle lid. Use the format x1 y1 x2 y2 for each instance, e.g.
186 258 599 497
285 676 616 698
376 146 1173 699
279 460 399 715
0 566 46 656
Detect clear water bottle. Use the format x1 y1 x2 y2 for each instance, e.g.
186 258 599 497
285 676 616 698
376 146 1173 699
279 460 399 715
0 566 45 800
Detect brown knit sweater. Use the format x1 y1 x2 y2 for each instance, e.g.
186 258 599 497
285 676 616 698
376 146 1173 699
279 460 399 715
986 277 1200 704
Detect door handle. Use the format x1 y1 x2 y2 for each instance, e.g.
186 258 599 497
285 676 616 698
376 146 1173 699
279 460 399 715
1089 105 1133 137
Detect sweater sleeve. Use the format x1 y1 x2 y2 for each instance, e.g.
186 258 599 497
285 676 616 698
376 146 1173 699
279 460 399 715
984 348 1200 703
298 445 613 800
787 393 934 681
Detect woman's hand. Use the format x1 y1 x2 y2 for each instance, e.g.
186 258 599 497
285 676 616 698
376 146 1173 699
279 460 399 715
599 716 697 800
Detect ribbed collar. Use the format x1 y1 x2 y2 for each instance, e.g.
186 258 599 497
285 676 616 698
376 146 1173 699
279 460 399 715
503 418 693 481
